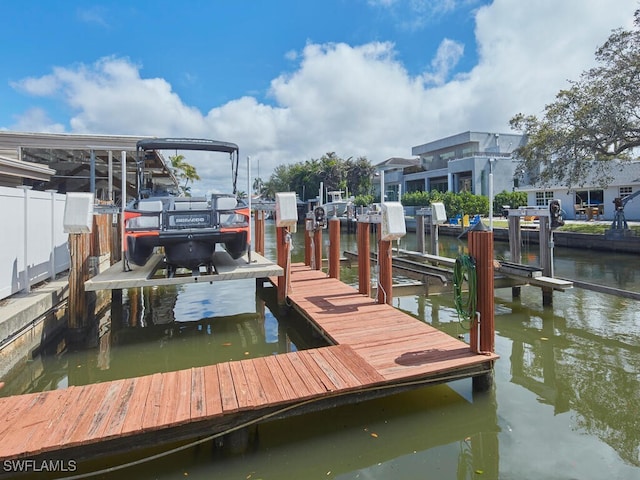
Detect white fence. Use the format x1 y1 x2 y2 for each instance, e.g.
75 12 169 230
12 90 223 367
0 186 70 301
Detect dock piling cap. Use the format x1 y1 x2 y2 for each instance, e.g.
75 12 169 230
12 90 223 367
470 220 489 232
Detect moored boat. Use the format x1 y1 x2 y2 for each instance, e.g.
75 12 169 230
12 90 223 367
124 138 249 274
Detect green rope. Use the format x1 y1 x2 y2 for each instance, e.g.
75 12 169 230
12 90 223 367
453 254 477 329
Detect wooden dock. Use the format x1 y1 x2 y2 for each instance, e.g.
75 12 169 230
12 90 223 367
0 263 497 469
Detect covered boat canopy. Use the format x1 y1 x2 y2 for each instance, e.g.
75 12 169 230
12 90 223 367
136 137 241 195
137 138 239 154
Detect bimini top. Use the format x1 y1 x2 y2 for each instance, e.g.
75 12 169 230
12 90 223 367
137 138 239 154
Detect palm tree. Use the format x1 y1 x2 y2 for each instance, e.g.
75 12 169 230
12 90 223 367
169 154 201 193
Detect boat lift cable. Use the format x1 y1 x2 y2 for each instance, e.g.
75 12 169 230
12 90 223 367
453 254 477 330
60 369 482 480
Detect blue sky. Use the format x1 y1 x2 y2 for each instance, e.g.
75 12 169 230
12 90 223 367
0 1 636 194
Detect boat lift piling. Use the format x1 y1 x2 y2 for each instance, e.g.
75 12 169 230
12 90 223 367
507 206 558 306
329 216 341 279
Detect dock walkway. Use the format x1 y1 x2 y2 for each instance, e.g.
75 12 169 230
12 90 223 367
0 263 497 467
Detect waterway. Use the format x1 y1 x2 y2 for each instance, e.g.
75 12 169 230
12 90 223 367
2 223 640 479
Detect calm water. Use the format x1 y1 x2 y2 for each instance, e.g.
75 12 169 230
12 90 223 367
3 223 640 479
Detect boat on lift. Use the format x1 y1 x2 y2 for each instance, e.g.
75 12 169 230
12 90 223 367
124 138 249 275
322 190 353 217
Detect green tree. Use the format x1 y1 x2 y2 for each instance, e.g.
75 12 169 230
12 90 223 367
169 154 201 193
510 10 640 188
263 153 375 201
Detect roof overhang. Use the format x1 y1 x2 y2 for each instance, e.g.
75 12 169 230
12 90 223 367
0 155 55 181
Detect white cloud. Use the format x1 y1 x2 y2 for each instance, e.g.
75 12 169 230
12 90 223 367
7 0 637 196
9 108 65 134
423 38 465 85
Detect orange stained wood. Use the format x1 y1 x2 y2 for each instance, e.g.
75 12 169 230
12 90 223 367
0 263 497 463
285 263 498 381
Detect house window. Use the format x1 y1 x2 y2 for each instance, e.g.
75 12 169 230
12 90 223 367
535 191 554 206
575 189 604 206
429 177 448 193
619 186 633 199
458 176 472 193
406 179 424 193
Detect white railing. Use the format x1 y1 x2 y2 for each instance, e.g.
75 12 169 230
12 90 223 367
0 186 70 300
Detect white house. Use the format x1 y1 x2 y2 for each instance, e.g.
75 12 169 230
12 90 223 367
375 131 527 201
517 160 640 221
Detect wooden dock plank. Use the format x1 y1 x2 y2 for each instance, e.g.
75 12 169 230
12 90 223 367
84 381 128 441
286 351 328 395
261 355 297 401
202 365 223 416
38 386 86 450
229 360 253 409
240 359 269 406
120 374 154 435
141 373 164 431
296 350 339 392
0 393 43 442
305 349 351 390
252 357 287 404
2 390 69 457
190 367 206 421
218 362 240 412
56 382 107 447
316 347 362 388
274 354 314 398
330 345 385 384
101 378 138 438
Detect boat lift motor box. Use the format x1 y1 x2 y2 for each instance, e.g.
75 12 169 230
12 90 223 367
63 192 95 233
380 202 406 241
431 202 447 224
275 192 298 231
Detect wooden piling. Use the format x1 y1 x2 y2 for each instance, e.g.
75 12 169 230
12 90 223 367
357 221 371 296
416 213 426 254
254 210 265 255
468 230 495 354
313 228 322 271
377 238 393 305
508 215 522 299
539 217 553 306
276 226 290 304
68 233 91 330
304 222 312 267
329 217 340 279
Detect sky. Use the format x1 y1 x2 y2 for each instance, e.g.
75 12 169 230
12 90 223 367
0 0 637 195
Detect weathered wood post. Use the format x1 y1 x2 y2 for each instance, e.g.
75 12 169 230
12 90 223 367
416 211 426 254
68 232 91 330
507 213 522 299
377 236 393 305
357 220 371 296
468 229 495 354
468 227 495 392
254 209 265 255
276 226 290 304
539 216 553 306
313 227 322 271
304 214 312 267
328 217 340 279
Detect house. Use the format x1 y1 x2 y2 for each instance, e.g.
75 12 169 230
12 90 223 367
375 131 527 201
517 160 640 221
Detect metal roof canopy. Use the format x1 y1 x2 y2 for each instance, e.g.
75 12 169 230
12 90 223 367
137 138 238 154
0 131 181 200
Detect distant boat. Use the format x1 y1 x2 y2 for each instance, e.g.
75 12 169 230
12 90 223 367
322 191 352 217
